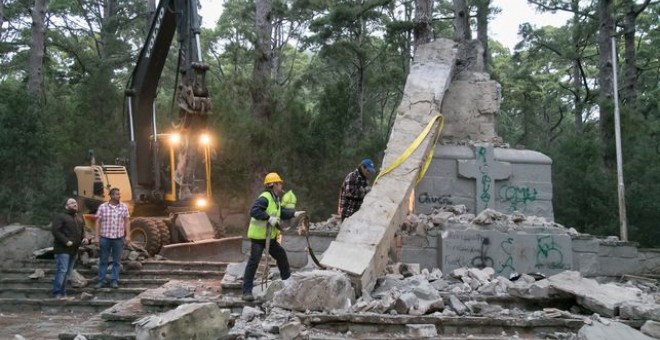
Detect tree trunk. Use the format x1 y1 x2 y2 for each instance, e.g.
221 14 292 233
28 0 47 101
453 0 471 42
414 0 433 50
622 0 651 104
572 58 584 132
597 0 614 168
252 0 273 122
99 0 118 61
475 0 489 71
0 0 5 34
571 0 583 132
357 1 366 132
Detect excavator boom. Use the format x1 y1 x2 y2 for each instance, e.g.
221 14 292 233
126 0 211 206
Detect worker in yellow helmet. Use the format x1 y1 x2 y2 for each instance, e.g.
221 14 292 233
242 172 305 301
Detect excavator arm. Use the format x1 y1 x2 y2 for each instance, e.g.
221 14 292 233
125 0 212 206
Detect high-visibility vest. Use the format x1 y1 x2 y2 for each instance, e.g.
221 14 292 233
282 190 297 209
247 191 281 240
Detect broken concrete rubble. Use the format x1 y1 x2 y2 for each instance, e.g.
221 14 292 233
134 302 229 340
224 260 659 339
577 319 654 340
546 271 653 317
272 270 354 313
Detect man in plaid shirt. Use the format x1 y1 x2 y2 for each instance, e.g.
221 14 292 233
338 158 376 220
94 187 130 288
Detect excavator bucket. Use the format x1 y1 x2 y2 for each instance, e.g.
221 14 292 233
157 211 244 262
158 235 245 262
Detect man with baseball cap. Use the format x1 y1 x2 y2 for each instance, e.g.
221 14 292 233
338 158 377 220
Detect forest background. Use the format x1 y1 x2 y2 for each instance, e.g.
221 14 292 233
0 0 658 247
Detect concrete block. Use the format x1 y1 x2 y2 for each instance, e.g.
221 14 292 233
401 247 439 270
639 250 660 275
287 251 309 268
598 244 638 258
597 256 642 276
441 229 572 277
572 238 600 253
641 320 660 339
407 324 438 338
402 235 435 248
135 302 229 340
572 253 599 277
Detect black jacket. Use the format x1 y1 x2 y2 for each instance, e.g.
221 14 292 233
52 209 84 254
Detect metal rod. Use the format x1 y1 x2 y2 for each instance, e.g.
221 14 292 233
611 36 628 241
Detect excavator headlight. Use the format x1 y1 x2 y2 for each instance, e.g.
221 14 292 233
200 133 211 145
169 133 181 144
195 197 208 208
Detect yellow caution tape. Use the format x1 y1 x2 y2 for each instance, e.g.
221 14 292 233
375 114 444 184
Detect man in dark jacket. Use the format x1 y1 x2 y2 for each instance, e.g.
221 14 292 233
51 198 88 300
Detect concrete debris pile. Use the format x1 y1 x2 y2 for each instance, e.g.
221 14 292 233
307 214 342 233
226 266 660 339
306 205 581 238
400 206 578 236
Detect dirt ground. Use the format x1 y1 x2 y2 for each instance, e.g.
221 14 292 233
0 310 95 340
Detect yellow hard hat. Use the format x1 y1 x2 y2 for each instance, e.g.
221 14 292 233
264 172 283 185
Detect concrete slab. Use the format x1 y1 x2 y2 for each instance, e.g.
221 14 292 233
321 39 459 293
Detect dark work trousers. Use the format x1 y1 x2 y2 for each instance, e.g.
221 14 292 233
52 252 77 297
242 238 291 294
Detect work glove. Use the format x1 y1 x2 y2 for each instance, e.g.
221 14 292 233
294 211 306 218
268 215 280 227
66 241 73 247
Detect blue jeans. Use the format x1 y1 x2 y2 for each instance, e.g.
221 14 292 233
242 238 290 294
98 237 124 284
52 253 76 297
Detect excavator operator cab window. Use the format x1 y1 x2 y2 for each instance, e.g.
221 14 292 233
93 181 104 196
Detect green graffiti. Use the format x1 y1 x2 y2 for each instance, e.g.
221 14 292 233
536 235 564 267
478 147 491 205
496 237 515 275
499 185 538 211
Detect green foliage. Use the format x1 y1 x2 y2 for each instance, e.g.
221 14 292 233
2 0 659 250
547 128 618 236
0 81 66 224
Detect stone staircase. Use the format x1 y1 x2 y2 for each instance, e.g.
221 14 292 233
0 258 248 339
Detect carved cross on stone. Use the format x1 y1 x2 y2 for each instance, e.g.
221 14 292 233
458 143 512 214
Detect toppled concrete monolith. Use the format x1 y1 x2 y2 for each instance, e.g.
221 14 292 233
320 38 459 293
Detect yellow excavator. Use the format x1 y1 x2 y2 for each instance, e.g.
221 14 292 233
74 0 242 261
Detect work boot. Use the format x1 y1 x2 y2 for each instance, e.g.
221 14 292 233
111 281 119 289
242 293 254 302
94 282 105 289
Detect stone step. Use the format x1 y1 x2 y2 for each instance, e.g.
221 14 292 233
297 313 646 338
140 260 230 271
0 298 119 313
0 267 226 280
57 280 231 340
0 277 169 289
0 287 145 300
57 314 135 340
11 259 230 272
